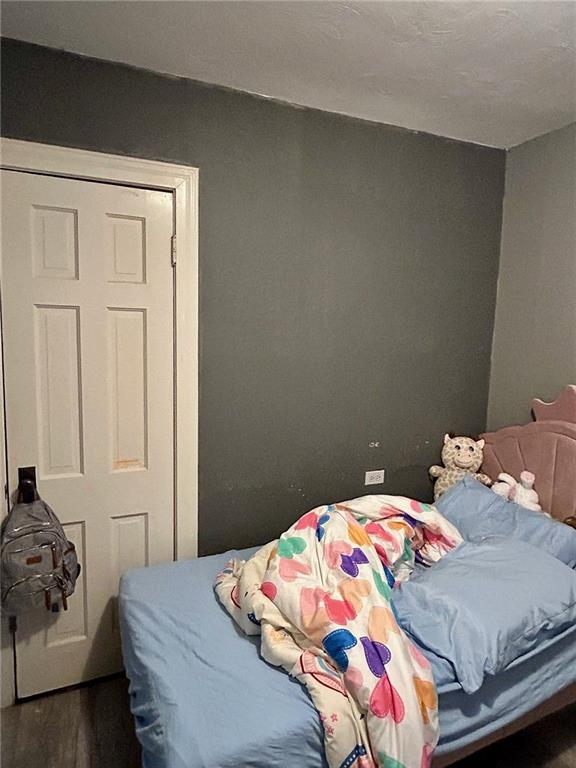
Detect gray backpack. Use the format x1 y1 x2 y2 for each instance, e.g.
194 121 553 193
1 493 80 614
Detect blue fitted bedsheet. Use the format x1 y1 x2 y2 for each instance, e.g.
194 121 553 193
120 547 576 768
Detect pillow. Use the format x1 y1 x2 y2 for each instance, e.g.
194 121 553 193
392 538 576 693
436 475 576 568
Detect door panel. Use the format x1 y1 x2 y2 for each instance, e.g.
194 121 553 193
1 170 175 696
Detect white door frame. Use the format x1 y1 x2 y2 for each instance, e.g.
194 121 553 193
0 138 199 704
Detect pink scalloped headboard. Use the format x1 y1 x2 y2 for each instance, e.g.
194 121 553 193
481 386 576 522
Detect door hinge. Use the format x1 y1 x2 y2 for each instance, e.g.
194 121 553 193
171 234 177 267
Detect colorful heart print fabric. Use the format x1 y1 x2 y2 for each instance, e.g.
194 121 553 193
215 494 463 768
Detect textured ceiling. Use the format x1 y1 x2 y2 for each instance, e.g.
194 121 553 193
2 1 576 148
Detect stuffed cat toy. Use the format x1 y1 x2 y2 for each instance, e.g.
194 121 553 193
429 434 492 500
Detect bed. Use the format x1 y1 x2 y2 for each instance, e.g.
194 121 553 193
481 385 576 523
120 387 576 768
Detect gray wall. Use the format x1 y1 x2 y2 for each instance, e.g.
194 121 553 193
488 123 576 429
1 39 505 555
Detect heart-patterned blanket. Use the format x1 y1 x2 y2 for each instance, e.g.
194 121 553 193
214 494 462 768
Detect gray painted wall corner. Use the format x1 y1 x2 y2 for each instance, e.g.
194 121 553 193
1 38 506 554
488 122 576 430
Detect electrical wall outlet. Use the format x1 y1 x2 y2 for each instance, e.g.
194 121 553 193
365 469 386 485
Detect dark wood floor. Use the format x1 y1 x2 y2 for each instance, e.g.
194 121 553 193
1 676 141 768
1 676 575 768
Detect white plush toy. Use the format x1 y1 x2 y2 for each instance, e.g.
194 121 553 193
491 470 544 512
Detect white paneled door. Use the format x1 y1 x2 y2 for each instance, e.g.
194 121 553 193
1 170 175 697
